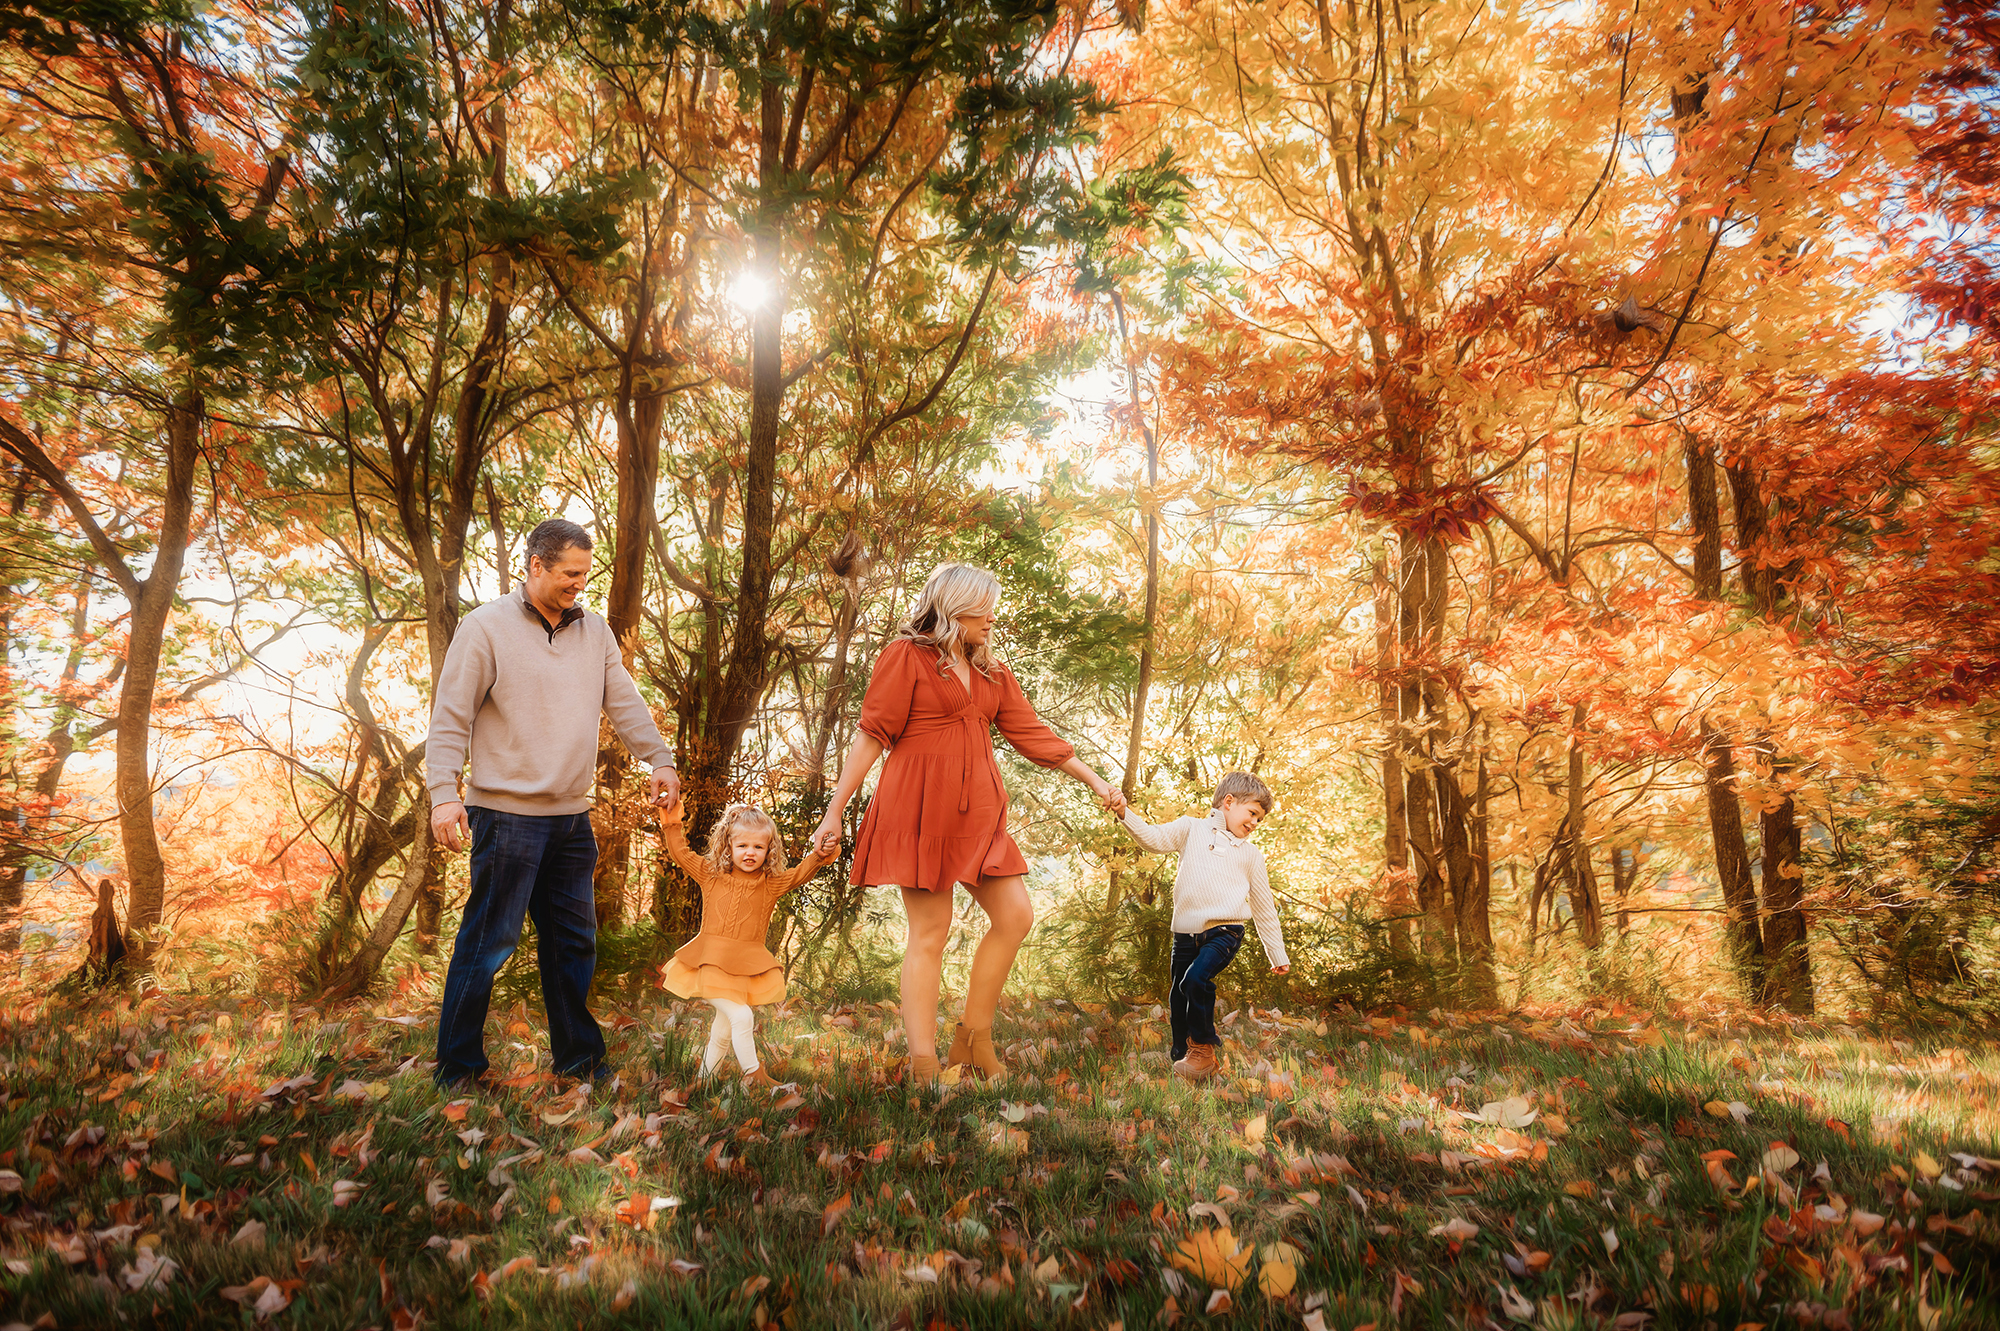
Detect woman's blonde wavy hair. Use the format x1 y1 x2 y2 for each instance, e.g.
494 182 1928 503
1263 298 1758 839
896 563 1001 675
702 804 791 878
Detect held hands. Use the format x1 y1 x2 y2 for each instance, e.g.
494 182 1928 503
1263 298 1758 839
431 800 471 853
659 797 685 827
1094 782 1129 818
808 814 842 859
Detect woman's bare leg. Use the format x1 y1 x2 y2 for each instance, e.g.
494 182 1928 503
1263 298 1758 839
899 886 955 1059
962 874 1034 1030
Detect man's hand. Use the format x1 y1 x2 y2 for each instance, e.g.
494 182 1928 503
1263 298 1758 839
648 765 681 809
432 800 471 853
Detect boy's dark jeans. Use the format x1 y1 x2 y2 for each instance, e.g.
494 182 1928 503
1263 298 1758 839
435 807 607 1085
1170 924 1245 1060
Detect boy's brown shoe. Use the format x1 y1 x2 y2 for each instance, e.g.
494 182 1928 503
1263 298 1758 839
1172 1042 1221 1081
742 1064 779 1090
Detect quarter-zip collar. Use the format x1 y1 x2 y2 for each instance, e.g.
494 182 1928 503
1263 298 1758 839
518 585 585 642
1205 807 1247 849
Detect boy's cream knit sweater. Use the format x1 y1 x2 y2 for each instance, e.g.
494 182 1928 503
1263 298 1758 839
1119 808 1289 967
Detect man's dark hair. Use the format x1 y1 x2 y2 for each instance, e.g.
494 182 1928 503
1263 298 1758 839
525 518 592 569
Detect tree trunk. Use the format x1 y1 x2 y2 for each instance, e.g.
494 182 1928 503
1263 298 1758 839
0 586 90 952
1374 551 1412 955
688 66 786 815
325 820 434 1001
1456 729 1496 1002
119 388 203 949
1759 792 1812 1013
1398 526 1454 956
1686 435 1769 1001
592 355 669 928
1562 700 1603 949
1611 845 1635 935
1699 718 1768 996
1113 289 1160 826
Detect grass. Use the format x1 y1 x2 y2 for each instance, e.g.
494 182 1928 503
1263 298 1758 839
0 988 1995 1329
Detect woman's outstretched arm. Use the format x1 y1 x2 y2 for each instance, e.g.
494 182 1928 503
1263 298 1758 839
809 733 885 857
1055 754 1128 815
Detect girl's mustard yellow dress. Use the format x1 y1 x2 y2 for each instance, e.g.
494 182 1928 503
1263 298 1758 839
658 824 827 1006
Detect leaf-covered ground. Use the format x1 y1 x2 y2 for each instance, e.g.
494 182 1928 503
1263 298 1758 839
0 992 1995 1329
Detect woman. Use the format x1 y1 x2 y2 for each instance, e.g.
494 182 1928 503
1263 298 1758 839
810 563 1124 1082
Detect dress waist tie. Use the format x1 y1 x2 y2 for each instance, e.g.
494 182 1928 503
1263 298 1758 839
956 707 987 813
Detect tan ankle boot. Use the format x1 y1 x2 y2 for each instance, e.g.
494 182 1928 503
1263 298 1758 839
908 1053 943 1086
743 1064 779 1090
964 1026 1004 1080
944 1023 975 1072
1172 1042 1221 1081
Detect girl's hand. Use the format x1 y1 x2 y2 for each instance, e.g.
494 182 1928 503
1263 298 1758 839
660 798 685 826
1270 964 1291 975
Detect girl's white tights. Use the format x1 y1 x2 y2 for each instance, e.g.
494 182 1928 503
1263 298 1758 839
699 998 760 1075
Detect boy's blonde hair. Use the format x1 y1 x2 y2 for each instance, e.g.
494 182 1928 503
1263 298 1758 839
1212 771 1274 811
702 804 792 878
896 563 1001 676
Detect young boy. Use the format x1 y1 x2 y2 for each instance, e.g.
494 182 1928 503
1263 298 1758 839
1117 772 1290 1081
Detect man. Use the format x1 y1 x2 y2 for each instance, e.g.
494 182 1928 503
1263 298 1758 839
426 518 679 1087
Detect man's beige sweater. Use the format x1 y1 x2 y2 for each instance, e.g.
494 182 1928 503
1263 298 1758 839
1118 807 1289 967
425 587 673 816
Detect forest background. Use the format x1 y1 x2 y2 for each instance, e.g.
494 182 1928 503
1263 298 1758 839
3 0 1999 1033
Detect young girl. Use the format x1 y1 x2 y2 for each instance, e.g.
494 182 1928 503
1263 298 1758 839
659 801 828 1088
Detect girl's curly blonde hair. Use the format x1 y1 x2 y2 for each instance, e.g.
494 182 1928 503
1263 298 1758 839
702 803 792 878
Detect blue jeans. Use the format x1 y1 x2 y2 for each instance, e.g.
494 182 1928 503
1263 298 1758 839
435 807 607 1084
1170 924 1244 1058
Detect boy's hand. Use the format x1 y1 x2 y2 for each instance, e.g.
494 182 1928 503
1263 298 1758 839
1270 964 1291 975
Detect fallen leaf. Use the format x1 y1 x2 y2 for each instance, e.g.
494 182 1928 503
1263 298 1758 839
1914 1152 1943 1181
1244 1114 1268 1146
1851 1211 1885 1236
1497 1284 1535 1321
1169 1228 1251 1290
821 1191 852 1237
1480 1097 1537 1129
1601 1227 1621 1255
1762 1143 1801 1174
1205 1289 1233 1315
1258 1242 1300 1297
1428 1217 1480 1242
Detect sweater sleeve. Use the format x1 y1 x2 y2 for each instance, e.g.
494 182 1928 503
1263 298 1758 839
660 821 710 883
857 639 924 748
601 626 674 768
991 663 1076 768
770 848 829 895
1119 810 1191 855
425 619 497 807
1246 848 1289 968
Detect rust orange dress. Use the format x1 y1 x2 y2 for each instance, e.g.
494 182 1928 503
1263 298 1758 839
658 823 827 1006
849 638 1077 894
